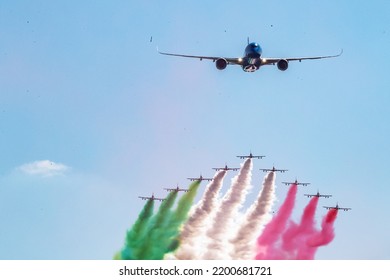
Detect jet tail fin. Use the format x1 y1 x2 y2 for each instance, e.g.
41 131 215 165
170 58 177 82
247 37 249 45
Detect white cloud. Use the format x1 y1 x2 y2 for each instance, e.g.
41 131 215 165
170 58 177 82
18 160 70 177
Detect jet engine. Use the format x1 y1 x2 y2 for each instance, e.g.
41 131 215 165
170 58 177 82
277 59 289 71
215 58 228 70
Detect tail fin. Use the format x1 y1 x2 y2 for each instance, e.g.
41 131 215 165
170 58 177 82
247 37 250 44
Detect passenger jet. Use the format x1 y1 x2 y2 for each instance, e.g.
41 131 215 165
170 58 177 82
159 39 342 72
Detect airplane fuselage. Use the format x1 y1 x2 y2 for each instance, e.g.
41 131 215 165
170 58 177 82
242 43 263 72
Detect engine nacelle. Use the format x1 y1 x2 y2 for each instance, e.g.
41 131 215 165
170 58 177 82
215 58 228 70
277 59 289 71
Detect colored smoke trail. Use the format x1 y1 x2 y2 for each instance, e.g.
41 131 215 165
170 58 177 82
279 196 319 259
161 180 201 255
255 183 298 259
132 181 201 259
117 160 341 260
203 158 253 259
230 171 276 260
135 190 178 259
174 170 227 260
117 199 155 260
300 209 338 259
253 194 337 260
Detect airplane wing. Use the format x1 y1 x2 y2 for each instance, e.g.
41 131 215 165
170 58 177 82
260 50 343 66
298 183 310 186
158 50 244 65
260 169 271 172
276 169 288 173
304 194 314 198
237 155 265 159
187 177 212 181
324 205 351 211
165 188 189 192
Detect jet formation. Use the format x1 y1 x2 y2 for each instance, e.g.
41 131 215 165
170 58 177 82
138 153 351 211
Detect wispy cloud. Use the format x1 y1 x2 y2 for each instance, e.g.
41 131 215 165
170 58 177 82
18 160 70 177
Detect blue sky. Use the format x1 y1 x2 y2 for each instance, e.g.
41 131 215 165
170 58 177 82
0 1 389 259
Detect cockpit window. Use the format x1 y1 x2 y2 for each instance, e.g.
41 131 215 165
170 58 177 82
244 42 262 57
252 43 260 50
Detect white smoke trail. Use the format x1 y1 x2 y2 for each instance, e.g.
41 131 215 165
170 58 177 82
229 171 276 259
174 170 227 259
202 158 253 259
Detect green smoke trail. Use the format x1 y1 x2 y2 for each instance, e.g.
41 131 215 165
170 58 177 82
162 180 201 256
136 190 179 259
136 181 201 259
116 199 155 260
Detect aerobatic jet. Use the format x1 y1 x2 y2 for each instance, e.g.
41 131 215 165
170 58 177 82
159 39 342 73
187 174 213 182
260 166 288 173
164 185 189 193
237 152 265 159
282 179 310 186
138 194 165 201
304 191 332 198
323 203 351 211
212 164 239 171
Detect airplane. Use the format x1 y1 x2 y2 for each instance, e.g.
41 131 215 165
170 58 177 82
323 203 351 211
138 193 165 201
187 174 213 182
304 190 332 198
158 39 342 73
164 184 189 193
260 166 288 173
212 164 239 171
282 179 310 186
237 152 265 159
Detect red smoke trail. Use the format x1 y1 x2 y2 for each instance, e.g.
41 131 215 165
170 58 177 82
255 183 298 260
296 208 338 259
280 196 319 259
